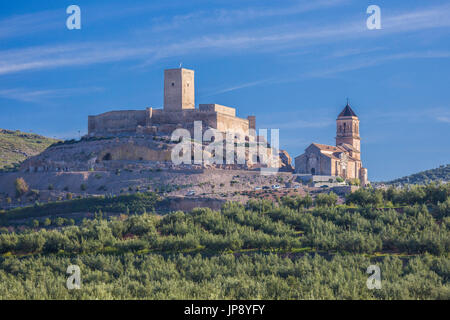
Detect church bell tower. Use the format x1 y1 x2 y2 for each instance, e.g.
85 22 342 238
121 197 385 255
336 102 360 160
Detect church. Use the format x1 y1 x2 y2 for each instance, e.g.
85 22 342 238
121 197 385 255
294 103 368 185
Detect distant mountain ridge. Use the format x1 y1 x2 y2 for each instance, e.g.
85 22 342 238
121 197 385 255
0 129 59 171
385 164 450 185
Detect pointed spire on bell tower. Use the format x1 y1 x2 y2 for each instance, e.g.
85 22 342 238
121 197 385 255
338 99 357 118
336 100 361 158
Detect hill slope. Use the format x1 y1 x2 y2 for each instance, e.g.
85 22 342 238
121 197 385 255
0 185 448 299
386 164 450 185
0 129 59 171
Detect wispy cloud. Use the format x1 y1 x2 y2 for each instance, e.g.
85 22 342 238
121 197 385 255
305 50 450 78
0 2 186 40
383 4 450 32
327 47 386 58
266 118 333 130
150 0 351 32
0 42 156 75
0 10 61 39
0 0 349 42
279 136 312 149
433 108 450 124
144 2 450 59
436 116 450 123
200 79 274 97
0 87 103 103
0 3 449 77
363 107 450 125
258 108 335 130
204 49 450 94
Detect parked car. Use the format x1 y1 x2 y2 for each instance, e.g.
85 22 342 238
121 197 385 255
186 190 196 196
254 186 262 190
262 186 270 190
272 184 281 189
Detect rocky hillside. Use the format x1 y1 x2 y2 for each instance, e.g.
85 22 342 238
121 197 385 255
385 164 450 185
0 129 59 171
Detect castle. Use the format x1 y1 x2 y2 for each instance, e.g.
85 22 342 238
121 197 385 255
87 67 368 180
88 68 255 137
294 103 368 185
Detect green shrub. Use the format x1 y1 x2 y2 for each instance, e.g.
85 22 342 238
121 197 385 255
43 218 51 227
14 177 29 198
314 192 338 207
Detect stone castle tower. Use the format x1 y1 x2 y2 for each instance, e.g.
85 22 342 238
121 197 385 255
164 68 195 111
336 103 360 160
88 67 255 137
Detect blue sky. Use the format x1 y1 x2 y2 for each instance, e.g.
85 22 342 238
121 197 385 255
0 0 449 181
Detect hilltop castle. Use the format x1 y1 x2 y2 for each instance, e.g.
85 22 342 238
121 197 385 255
88 68 255 137
294 104 368 185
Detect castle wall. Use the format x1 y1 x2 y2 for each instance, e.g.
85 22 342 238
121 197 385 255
199 104 236 117
88 110 147 135
89 108 251 137
216 113 249 135
150 109 218 132
98 144 172 162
